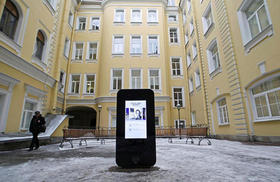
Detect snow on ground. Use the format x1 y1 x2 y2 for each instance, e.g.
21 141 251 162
0 138 279 182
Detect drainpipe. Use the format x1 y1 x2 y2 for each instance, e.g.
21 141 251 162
63 0 83 114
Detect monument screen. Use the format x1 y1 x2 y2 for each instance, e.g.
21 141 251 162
125 100 147 139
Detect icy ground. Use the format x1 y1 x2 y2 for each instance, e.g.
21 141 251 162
0 138 280 182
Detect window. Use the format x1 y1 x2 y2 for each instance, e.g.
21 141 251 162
84 74 95 94
191 112 196 126
46 0 57 10
149 69 160 90
237 0 272 51
207 40 220 74
155 116 160 127
77 17 86 30
187 53 191 67
173 87 184 107
168 15 177 22
111 69 123 90
189 19 194 35
168 0 175 6
0 0 19 39
59 71 66 92
187 0 191 13
148 35 159 55
192 42 197 59
183 10 186 24
112 36 124 55
87 42 97 61
171 57 182 76
131 9 141 23
69 75 80 94
68 11 74 27
185 32 189 45
147 9 158 23
73 43 84 60
130 36 142 55
189 77 194 93
251 76 280 120
114 9 125 23
21 100 37 130
169 28 179 43
194 69 201 88
202 3 213 35
90 17 100 30
175 120 186 128
130 69 142 89
111 115 116 128
217 98 229 124
34 30 45 60
64 38 70 58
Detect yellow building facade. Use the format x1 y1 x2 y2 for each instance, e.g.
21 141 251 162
0 0 279 142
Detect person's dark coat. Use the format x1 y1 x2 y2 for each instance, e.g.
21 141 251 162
29 115 45 133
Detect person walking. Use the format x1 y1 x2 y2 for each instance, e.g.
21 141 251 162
28 111 45 151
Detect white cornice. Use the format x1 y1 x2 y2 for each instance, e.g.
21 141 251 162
67 95 170 105
165 6 179 12
0 73 20 91
101 0 167 8
0 46 56 87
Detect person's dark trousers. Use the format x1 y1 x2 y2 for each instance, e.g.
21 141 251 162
29 132 39 150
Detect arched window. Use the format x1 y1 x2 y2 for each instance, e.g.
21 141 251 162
0 0 19 39
35 30 45 60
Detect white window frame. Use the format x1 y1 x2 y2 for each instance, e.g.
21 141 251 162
187 0 191 13
250 75 280 122
130 35 142 55
148 35 160 55
114 9 125 23
174 119 186 129
59 70 66 93
189 77 194 93
130 9 142 23
31 30 48 69
147 9 158 23
172 87 185 108
68 11 74 27
168 0 175 6
72 42 84 61
189 19 194 35
20 98 38 130
86 42 98 62
194 69 201 88
68 74 81 95
170 57 183 78
192 42 197 60
169 27 180 44
202 2 213 35
129 69 142 89
216 97 230 125
112 35 124 55
237 0 273 52
187 52 191 67
148 69 161 92
206 39 221 75
191 111 196 126
110 69 124 91
185 31 189 45
90 17 100 31
83 74 96 95
76 16 87 30
64 38 70 58
168 14 178 23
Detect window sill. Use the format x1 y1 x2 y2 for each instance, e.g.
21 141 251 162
0 32 22 53
148 54 160 57
68 93 80 96
130 21 142 24
68 24 73 29
172 75 184 79
147 22 159 25
244 24 273 53
152 89 162 94
83 93 95 96
130 53 142 56
89 29 100 32
185 40 189 47
253 117 280 123
71 59 83 63
189 91 194 95
31 56 47 70
209 67 222 80
218 123 230 126
193 55 198 60
86 59 97 63
190 30 194 37
203 23 214 38
170 42 180 46
113 22 125 25
43 0 56 16
196 85 201 91
75 29 86 32
112 53 124 57
110 89 119 94
63 55 69 60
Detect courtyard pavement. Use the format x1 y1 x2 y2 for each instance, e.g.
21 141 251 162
0 138 279 182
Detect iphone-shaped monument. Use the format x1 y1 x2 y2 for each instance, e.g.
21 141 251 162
116 89 156 168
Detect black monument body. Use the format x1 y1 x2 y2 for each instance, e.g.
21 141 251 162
116 89 156 168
